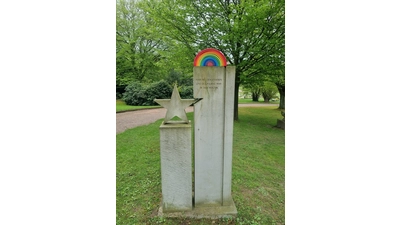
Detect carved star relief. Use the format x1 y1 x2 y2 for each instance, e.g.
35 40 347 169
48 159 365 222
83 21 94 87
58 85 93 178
154 84 199 124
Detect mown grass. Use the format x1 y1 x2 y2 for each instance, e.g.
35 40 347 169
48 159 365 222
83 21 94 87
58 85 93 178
238 98 279 104
117 99 161 112
116 106 284 225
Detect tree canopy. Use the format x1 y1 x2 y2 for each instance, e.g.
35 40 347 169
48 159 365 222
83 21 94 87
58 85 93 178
117 0 285 118
116 0 165 86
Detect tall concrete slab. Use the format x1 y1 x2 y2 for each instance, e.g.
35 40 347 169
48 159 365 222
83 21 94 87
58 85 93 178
222 66 235 206
193 66 236 209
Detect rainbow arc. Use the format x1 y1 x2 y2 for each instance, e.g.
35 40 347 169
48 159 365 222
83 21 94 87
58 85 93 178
193 48 227 66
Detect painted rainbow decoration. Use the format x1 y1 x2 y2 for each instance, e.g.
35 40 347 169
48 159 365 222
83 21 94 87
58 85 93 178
193 48 227 66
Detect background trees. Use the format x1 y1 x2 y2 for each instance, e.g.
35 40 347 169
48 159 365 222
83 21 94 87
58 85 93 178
116 0 165 86
242 81 279 102
261 81 279 103
141 0 285 119
117 0 285 116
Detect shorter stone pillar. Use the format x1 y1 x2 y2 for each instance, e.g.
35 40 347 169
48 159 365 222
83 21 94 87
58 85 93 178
159 121 192 212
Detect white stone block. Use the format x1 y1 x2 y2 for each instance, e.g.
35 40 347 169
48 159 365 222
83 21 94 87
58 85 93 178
159 121 192 212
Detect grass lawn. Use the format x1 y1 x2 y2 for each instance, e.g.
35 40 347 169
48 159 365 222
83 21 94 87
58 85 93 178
117 99 161 112
116 106 285 225
238 98 279 104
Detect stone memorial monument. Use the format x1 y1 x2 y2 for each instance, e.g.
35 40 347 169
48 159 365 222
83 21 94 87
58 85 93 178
193 48 237 215
154 84 197 212
155 48 237 218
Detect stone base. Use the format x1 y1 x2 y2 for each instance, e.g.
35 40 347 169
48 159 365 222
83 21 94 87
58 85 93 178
276 119 285 130
157 198 237 219
160 121 192 212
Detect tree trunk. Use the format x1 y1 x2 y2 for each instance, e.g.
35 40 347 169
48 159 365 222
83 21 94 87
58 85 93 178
277 84 285 109
252 92 259 101
262 93 269 102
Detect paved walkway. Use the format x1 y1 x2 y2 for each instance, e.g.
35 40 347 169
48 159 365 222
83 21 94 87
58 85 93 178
116 103 278 134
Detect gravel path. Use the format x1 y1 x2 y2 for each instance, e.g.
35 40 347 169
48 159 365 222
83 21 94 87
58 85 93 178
116 103 278 134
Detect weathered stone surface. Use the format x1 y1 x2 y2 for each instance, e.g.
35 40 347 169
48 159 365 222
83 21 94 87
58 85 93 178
154 84 196 124
222 66 235 206
159 121 192 212
158 199 237 219
155 66 236 217
194 67 225 206
193 66 236 210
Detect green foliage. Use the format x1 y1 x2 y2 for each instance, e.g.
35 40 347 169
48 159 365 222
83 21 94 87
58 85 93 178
143 80 173 105
164 70 194 98
242 83 262 102
116 100 161 112
140 0 285 120
178 85 193 99
165 70 193 87
122 82 146 105
117 0 285 118
122 80 193 106
116 0 165 85
142 0 284 72
116 53 135 86
261 82 279 102
122 80 172 106
242 80 279 103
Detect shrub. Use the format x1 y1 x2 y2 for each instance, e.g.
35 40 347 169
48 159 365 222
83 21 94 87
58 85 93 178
179 85 193 99
122 80 193 106
122 80 173 106
122 82 146 105
144 80 172 105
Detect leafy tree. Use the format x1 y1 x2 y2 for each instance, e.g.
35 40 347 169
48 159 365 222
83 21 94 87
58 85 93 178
116 0 165 86
140 0 285 120
260 81 278 103
242 83 262 102
252 89 261 102
265 65 284 108
165 70 193 87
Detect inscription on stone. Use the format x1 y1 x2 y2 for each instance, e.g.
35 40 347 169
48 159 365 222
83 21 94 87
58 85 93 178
194 78 223 90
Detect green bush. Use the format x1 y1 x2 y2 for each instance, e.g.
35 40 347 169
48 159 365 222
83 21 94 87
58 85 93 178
122 80 174 106
143 80 172 106
179 85 193 99
165 70 193 87
122 80 194 106
122 82 146 105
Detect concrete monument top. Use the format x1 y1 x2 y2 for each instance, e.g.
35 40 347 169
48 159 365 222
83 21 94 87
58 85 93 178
154 84 200 124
